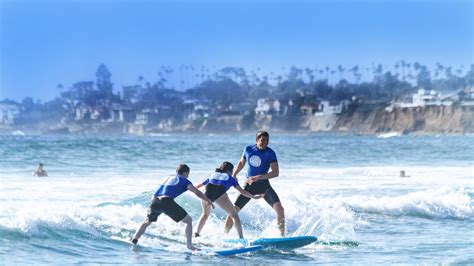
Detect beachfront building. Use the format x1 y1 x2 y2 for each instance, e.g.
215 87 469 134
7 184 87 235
183 99 210 121
136 109 159 125
75 105 89 120
411 89 441 107
121 85 140 104
314 100 350 116
229 100 255 115
74 105 101 120
255 98 281 115
300 104 318 115
136 105 174 125
0 103 20 125
386 88 454 111
109 104 135 123
460 87 474 106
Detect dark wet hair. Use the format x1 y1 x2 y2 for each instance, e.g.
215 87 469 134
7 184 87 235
215 161 234 174
256 130 269 139
176 164 190 175
39 163 44 167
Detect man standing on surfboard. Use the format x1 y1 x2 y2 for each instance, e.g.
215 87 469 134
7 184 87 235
131 164 214 251
224 130 285 237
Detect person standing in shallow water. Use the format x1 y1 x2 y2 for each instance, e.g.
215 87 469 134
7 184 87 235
224 131 285 237
32 163 48 177
131 164 214 251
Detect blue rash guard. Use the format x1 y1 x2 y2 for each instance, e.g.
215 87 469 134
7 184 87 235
242 145 277 183
154 175 192 199
202 172 239 191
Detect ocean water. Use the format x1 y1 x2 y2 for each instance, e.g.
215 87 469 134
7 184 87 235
1 133 473 264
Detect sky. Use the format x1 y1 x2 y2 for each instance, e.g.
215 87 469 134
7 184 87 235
0 0 472 101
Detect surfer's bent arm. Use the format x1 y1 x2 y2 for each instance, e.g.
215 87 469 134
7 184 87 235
257 162 280 180
187 184 215 208
232 157 246 178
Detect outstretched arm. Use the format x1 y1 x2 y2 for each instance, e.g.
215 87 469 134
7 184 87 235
235 185 264 199
187 184 215 208
232 157 246 178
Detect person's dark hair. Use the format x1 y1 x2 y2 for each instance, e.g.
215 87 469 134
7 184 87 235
256 130 269 139
39 163 44 167
176 164 190 175
215 161 234 174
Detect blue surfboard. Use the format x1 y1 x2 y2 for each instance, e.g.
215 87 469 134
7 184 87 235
203 245 264 256
250 236 317 249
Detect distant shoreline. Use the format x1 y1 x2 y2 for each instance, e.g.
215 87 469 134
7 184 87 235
2 105 473 136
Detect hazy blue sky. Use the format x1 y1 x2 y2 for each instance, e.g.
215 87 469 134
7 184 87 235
1 0 472 101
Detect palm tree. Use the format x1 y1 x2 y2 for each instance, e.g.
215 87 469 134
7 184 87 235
394 62 400 79
400 60 407 81
305 68 314 83
319 69 324 82
349 65 360 83
337 65 345 81
330 70 336 85
57 84 64 92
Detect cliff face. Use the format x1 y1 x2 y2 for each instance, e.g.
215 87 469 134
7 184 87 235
195 114 302 132
7 105 471 135
305 114 338 132
145 105 474 134
332 105 474 134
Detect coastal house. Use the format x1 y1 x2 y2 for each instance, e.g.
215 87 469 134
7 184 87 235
461 87 474 106
75 105 89 120
184 99 210 121
0 103 20 125
121 85 140 104
136 109 159 125
300 104 318 115
411 89 440 106
229 101 255 115
386 89 454 111
314 100 350 116
75 105 101 120
255 99 281 115
136 105 174 125
109 104 135 123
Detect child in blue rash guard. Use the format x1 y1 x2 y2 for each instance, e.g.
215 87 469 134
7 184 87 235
224 131 286 237
194 162 264 239
131 164 214 251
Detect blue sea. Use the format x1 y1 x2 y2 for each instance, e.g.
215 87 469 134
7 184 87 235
1 133 473 264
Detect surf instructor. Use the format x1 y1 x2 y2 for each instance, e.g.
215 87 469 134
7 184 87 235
224 130 285 237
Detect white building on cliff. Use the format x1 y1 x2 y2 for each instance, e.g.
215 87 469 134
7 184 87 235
0 103 20 125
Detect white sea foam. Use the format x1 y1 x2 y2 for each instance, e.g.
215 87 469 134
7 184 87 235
377 132 402 138
345 187 473 219
1 164 472 251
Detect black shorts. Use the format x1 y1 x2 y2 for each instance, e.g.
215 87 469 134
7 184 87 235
147 197 188 223
234 180 280 209
204 183 227 202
